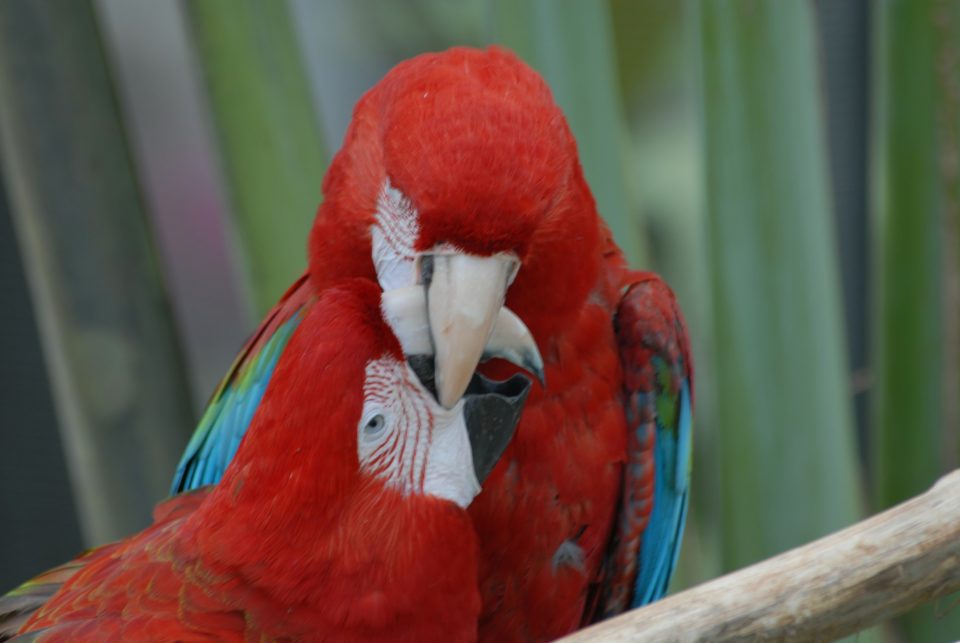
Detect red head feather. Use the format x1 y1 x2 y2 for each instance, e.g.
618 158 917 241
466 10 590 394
182 279 482 635
192 279 401 537
12 279 484 640
308 47 602 339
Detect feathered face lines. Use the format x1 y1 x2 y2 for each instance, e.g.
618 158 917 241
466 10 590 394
371 177 523 291
371 179 419 291
358 357 433 491
357 355 481 508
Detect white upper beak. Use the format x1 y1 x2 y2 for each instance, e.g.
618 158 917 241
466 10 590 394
381 252 545 408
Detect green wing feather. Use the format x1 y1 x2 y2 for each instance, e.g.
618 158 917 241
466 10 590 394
171 274 313 494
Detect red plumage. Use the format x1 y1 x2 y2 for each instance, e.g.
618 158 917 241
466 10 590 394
9 282 484 642
301 48 693 640
8 47 693 642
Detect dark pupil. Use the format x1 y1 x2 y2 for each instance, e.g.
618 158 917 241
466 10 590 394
366 415 385 433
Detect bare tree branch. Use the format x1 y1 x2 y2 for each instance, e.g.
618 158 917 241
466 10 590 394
561 470 960 642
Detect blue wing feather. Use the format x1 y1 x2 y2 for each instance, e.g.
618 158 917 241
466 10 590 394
632 378 692 607
170 310 304 494
595 275 693 621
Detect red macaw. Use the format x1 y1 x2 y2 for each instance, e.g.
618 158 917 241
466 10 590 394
170 47 694 640
0 280 531 642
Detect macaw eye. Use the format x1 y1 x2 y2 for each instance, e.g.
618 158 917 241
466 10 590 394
364 414 387 437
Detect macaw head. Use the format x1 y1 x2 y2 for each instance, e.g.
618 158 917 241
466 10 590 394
193 280 530 602
309 46 601 409
211 279 531 516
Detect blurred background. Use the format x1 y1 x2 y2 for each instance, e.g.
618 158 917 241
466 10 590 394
0 0 955 640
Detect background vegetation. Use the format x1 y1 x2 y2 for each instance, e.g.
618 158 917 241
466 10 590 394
0 1 955 640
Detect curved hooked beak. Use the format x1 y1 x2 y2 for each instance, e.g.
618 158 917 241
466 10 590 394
420 253 545 408
382 255 545 408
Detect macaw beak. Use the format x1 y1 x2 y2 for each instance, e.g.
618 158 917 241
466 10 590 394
383 284 534 485
418 252 545 408
382 283 545 406
462 372 530 482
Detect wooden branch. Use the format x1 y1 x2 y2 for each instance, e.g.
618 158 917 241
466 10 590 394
561 470 960 642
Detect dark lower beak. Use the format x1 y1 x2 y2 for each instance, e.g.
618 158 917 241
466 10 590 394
406 356 530 483
462 372 531 483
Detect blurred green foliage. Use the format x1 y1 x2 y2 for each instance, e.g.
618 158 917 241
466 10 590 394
873 0 943 511
699 0 863 567
186 0 328 313
873 0 960 638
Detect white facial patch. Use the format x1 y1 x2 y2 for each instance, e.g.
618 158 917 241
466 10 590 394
371 180 419 290
358 356 481 508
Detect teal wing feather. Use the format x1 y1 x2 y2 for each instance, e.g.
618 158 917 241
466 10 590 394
595 274 694 619
171 274 313 494
634 375 692 605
